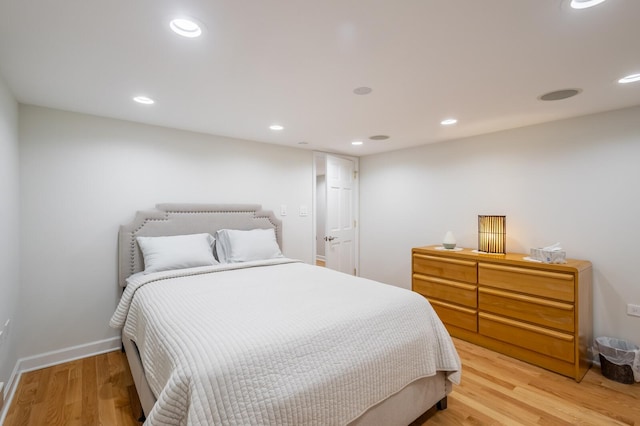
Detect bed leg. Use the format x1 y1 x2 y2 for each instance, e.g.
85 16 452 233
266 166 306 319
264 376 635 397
436 396 448 410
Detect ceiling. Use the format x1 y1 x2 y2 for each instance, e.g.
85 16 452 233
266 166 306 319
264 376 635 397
1 0 639 156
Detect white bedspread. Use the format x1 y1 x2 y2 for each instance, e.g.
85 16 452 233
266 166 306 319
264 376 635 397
110 259 460 426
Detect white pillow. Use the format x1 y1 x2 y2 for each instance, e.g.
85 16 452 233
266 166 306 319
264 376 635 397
137 233 218 274
215 228 283 263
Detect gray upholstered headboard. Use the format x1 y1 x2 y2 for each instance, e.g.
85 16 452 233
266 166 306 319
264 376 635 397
118 204 282 287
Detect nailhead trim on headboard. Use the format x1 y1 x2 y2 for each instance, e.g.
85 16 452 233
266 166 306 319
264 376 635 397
129 218 170 275
118 204 283 287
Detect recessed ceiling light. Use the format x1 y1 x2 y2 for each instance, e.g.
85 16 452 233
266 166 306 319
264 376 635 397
269 124 284 131
133 96 155 105
351 141 363 146
538 89 581 101
353 87 373 95
369 135 390 140
570 0 608 9
170 18 203 38
440 118 458 125
618 73 640 84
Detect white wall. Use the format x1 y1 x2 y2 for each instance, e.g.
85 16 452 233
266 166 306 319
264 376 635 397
17 105 313 358
0 75 19 389
12 102 640 367
360 106 640 344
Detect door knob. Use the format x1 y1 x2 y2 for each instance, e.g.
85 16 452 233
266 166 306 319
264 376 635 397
324 236 336 241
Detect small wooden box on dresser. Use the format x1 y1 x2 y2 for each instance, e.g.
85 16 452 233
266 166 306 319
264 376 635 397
412 245 593 382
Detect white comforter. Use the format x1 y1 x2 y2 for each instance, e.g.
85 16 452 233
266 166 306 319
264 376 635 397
110 259 460 426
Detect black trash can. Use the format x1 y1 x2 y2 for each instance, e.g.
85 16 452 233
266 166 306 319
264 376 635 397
595 336 639 384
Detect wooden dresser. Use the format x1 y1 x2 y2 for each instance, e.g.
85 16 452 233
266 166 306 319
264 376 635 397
412 245 593 382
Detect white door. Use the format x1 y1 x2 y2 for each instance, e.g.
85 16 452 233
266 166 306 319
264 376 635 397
324 154 356 275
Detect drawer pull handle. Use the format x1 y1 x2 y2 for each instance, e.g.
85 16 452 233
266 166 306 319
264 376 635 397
413 274 477 291
479 287 573 310
413 254 476 267
428 299 477 315
480 263 572 281
479 312 574 342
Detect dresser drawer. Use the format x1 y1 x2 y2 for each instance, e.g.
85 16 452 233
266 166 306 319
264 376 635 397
479 263 574 302
428 299 477 332
413 274 477 308
479 287 574 332
413 254 477 284
479 312 574 363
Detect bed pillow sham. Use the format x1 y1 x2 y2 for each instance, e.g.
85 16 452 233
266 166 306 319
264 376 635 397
137 233 218 274
215 228 283 263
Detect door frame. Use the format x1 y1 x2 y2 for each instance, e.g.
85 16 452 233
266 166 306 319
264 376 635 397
312 151 360 275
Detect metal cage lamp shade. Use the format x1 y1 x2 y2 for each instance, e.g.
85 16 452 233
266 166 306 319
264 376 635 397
478 215 506 254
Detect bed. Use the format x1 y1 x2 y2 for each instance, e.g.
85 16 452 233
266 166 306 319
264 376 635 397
110 204 460 425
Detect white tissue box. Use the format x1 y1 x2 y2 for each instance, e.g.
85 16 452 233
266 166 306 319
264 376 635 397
530 248 566 264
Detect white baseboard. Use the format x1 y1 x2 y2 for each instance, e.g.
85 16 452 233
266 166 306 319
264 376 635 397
316 255 326 262
0 336 121 424
16 336 121 374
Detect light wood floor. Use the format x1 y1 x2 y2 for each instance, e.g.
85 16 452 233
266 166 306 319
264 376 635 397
414 339 640 425
4 351 141 426
4 338 639 425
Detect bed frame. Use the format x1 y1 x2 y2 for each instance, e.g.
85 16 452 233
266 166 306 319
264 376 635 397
118 203 450 425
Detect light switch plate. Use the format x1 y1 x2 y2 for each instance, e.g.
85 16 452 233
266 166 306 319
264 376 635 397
627 304 640 317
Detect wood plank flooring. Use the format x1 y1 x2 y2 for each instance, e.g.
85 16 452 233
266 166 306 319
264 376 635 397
414 339 640 425
4 351 141 426
4 338 639 425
